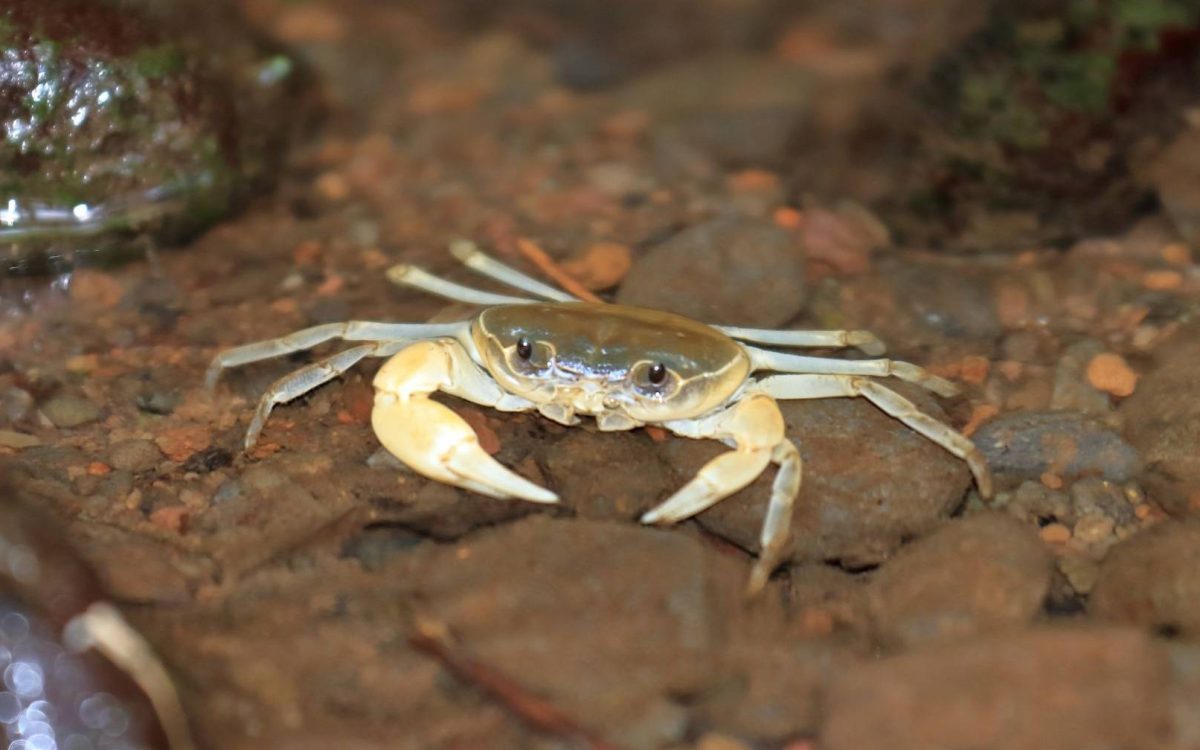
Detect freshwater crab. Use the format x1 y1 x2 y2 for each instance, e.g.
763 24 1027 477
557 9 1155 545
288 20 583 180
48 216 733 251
207 241 993 594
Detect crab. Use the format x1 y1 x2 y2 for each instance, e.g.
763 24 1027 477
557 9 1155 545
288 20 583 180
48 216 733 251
207 240 993 594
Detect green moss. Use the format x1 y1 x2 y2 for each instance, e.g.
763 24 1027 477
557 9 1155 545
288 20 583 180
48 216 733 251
134 43 186 78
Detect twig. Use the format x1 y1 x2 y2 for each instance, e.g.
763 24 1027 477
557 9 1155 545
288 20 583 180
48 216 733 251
410 618 622 750
515 238 605 303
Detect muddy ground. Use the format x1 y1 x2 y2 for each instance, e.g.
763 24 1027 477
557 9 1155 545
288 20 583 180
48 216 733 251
4 1 1200 748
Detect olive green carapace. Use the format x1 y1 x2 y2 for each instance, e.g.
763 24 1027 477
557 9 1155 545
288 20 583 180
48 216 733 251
476 302 751 380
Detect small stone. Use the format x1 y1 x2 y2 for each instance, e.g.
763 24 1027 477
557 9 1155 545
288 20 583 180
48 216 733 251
108 439 164 473
1059 556 1101 595
1073 513 1115 544
136 390 179 415
972 411 1141 484
1039 523 1072 544
1086 353 1138 397
1051 340 1114 418
617 216 806 327
41 395 103 428
154 426 212 463
149 506 188 534
0 430 41 449
0 387 34 423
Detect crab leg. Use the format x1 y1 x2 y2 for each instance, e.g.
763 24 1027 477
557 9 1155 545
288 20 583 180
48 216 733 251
753 373 993 498
718 326 886 356
373 339 556 504
205 320 468 388
643 393 801 596
244 341 409 450
386 264 534 305
449 240 578 302
744 346 961 398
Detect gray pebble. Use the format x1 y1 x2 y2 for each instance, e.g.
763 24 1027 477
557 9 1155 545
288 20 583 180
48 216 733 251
41 394 103 428
136 390 179 416
617 216 806 327
108 439 164 473
973 411 1140 484
1 387 34 424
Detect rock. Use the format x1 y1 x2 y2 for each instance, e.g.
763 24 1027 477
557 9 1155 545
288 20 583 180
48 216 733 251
1150 126 1200 246
866 512 1052 648
617 55 810 165
973 411 1140 485
0 430 40 449
1 0 302 276
409 516 724 749
1090 519 1200 636
617 216 806 327
0 386 34 423
40 395 103 428
1121 322 1200 515
689 388 972 568
540 429 672 521
1050 340 1116 419
821 627 1173 750
107 439 164 473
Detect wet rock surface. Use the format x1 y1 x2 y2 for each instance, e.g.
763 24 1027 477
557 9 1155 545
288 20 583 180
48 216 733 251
821 627 1174 750
691 391 972 568
1122 322 1200 515
865 512 1052 648
973 410 1141 485
1091 519 1200 636
616 216 807 327
2 1 1200 747
0 0 302 275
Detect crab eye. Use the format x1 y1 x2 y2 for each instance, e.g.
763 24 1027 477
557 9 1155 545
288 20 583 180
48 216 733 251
516 338 533 360
648 363 667 385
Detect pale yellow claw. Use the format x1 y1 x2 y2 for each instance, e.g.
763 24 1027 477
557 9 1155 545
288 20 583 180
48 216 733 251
372 340 558 505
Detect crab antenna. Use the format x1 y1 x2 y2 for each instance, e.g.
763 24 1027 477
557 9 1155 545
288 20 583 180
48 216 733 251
449 240 579 302
386 263 535 305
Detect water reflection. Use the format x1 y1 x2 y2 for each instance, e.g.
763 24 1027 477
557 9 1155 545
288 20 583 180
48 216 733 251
0 596 158 750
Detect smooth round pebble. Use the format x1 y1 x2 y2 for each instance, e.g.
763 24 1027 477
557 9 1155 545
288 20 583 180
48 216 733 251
41 395 103 428
107 439 164 473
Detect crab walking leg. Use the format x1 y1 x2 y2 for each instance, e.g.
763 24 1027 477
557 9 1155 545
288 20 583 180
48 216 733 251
754 373 994 498
386 263 534 305
372 339 557 504
643 394 801 595
449 239 578 302
745 346 961 398
244 341 409 450
717 326 886 356
206 320 467 388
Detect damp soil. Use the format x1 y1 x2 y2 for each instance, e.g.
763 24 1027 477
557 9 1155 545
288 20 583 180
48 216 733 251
3 1 1200 749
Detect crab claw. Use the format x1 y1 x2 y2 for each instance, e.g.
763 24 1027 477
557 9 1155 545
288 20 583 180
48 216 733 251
372 340 558 505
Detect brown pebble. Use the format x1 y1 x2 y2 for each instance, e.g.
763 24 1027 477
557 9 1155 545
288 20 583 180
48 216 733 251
1039 523 1072 543
1040 472 1064 490
149 505 189 534
1086 353 1138 397
1141 269 1183 290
